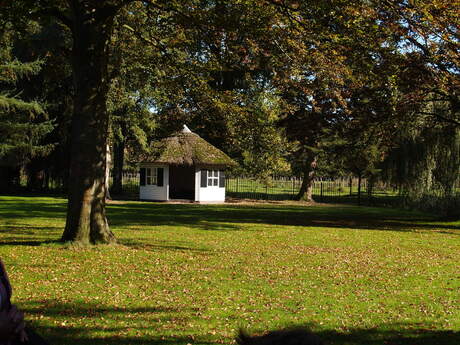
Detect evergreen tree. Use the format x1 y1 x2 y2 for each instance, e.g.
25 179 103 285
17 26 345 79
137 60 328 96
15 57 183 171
0 26 53 191
12 21 74 191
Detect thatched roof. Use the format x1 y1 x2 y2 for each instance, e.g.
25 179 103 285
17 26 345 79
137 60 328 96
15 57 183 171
140 125 236 168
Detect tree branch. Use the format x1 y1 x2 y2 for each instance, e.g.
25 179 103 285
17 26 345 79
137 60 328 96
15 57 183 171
31 7 73 28
417 111 460 127
121 24 167 53
93 0 138 24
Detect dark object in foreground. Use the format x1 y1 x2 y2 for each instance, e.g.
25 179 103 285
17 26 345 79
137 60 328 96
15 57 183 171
0 259 50 345
9 328 49 345
237 328 324 345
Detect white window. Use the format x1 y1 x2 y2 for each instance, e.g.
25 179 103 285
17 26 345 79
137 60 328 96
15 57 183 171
146 167 158 185
207 170 219 187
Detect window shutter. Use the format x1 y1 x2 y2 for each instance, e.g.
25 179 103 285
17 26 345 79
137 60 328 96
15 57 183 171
219 170 225 188
140 168 146 186
201 169 207 188
157 168 164 186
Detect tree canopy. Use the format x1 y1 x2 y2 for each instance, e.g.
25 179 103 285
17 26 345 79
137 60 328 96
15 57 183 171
2 0 459 242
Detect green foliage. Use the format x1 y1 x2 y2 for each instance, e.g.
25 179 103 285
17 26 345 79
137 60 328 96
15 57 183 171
2 0 459 219
382 122 460 217
347 145 380 178
0 28 53 165
392 129 459 211
228 90 292 179
375 0 460 127
107 84 157 154
0 60 42 82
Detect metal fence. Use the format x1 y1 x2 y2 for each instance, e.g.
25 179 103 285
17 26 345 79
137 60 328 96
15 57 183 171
108 171 139 198
109 172 400 205
225 176 399 205
18 169 457 215
38 170 458 213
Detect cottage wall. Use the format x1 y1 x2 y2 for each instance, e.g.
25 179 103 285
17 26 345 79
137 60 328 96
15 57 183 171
195 168 225 203
139 164 169 201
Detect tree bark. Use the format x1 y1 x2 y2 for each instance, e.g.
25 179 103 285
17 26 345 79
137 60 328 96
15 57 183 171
61 2 116 244
357 173 362 205
295 154 317 202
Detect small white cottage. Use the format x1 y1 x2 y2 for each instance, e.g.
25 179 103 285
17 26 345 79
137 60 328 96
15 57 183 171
138 125 236 203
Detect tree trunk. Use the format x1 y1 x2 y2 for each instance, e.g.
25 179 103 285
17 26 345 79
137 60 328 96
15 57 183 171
105 144 112 200
27 159 46 191
61 3 116 244
367 175 374 197
0 166 20 193
358 173 362 205
295 154 317 202
111 138 125 195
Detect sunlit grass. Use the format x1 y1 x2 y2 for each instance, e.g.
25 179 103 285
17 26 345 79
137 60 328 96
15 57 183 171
0 196 459 345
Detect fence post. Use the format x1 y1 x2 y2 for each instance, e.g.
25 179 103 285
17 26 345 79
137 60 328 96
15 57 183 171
320 181 323 202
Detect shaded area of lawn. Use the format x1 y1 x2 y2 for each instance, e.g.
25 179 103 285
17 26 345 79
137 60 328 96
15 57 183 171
1 196 458 248
1 195 458 236
23 300 209 345
0 197 66 220
21 299 460 345
107 202 459 234
318 326 460 345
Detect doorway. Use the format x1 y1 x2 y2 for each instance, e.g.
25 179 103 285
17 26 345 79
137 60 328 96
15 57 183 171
169 166 195 200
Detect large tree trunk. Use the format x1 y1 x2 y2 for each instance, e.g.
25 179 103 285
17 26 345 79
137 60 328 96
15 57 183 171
295 154 317 202
61 3 116 244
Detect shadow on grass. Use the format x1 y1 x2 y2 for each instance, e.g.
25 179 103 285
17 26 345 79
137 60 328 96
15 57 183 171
0 196 66 220
107 203 460 234
22 300 460 345
241 323 459 345
0 239 59 246
118 239 213 253
1 197 458 245
0 225 61 246
317 326 460 345
22 300 211 345
31 324 211 345
22 300 193 318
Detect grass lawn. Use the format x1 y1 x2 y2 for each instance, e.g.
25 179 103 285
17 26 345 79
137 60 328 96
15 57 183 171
0 195 459 345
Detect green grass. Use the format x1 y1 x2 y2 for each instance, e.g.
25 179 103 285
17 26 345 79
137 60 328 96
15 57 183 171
0 196 459 345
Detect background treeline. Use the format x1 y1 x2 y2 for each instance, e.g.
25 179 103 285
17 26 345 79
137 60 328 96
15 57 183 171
1 1 459 218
